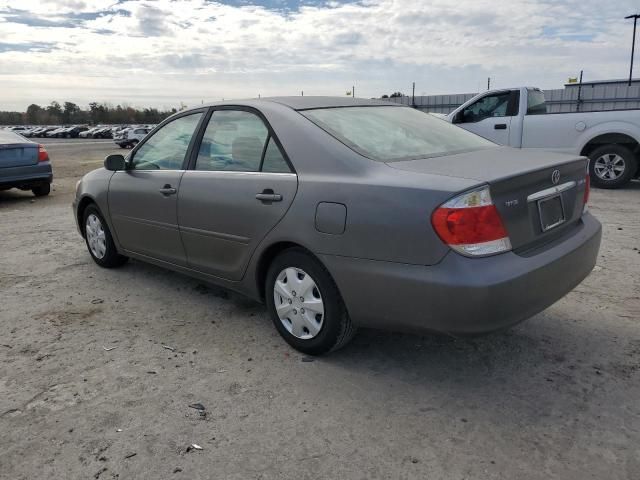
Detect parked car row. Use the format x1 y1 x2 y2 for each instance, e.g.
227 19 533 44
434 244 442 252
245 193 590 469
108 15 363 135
2 124 156 141
113 126 153 149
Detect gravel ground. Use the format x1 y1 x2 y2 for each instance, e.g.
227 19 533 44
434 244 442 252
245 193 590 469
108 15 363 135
1 139 639 480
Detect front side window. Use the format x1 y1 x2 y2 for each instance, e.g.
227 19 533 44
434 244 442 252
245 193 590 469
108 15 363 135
196 110 269 172
130 113 202 170
302 106 494 162
527 89 547 115
460 92 511 123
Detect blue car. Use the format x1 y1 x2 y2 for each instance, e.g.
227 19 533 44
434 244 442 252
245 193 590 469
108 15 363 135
0 129 52 196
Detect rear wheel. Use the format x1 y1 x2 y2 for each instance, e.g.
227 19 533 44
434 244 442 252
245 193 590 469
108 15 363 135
588 144 637 189
82 204 128 268
266 249 355 355
32 183 50 197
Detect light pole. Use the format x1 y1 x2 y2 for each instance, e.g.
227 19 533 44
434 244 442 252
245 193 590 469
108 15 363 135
626 14 640 86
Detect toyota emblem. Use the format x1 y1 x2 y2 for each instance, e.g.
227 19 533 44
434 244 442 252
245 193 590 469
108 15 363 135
551 170 560 185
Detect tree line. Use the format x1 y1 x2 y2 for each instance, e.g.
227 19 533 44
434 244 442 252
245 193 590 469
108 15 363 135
0 101 180 125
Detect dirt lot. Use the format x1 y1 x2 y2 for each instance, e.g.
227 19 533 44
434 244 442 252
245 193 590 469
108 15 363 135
1 139 639 480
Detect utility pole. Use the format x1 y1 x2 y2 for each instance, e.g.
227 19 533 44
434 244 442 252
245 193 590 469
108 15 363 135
352 85 355 98
301 91 304 96
576 70 584 112
487 77 491 90
412 82 415 107
626 14 640 86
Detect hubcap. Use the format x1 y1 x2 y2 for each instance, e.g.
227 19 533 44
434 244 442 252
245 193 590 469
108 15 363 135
85 213 107 259
273 267 324 340
594 153 625 180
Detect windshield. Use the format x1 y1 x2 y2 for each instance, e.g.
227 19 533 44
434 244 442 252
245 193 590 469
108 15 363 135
301 106 495 162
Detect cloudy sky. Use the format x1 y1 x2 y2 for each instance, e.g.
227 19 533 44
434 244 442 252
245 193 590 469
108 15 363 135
0 0 637 111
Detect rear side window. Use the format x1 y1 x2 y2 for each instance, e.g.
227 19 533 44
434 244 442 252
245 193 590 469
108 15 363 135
195 110 291 173
261 137 291 173
302 106 494 162
196 110 268 172
527 89 547 115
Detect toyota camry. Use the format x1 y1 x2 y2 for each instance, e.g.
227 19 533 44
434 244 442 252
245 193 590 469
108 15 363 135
73 97 602 354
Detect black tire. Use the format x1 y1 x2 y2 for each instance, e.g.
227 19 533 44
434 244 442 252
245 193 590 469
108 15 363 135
118 144 127 149
588 144 637 189
32 183 50 197
82 204 128 268
265 248 355 355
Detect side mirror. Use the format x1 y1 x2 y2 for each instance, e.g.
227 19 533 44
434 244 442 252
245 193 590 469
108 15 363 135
452 111 463 124
104 154 126 171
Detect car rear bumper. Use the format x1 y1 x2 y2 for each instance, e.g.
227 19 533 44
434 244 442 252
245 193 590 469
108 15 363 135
319 213 602 335
0 163 53 189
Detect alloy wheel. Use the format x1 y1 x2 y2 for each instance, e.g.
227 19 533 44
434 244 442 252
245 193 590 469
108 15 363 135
594 153 626 180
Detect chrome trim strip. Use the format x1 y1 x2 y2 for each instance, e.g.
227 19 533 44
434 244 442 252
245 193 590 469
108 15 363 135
112 214 178 231
179 225 250 244
527 181 576 202
184 170 297 177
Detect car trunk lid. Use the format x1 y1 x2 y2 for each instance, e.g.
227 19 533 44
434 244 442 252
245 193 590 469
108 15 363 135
0 131 38 168
387 146 589 252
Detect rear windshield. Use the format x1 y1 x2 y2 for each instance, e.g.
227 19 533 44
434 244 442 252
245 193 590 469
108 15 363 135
527 89 547 115
301 106 494 162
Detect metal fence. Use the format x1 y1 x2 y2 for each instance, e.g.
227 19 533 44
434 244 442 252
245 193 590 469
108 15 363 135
382 85 640 114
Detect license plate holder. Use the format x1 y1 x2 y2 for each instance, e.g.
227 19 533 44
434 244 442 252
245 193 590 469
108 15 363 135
538 194 565 232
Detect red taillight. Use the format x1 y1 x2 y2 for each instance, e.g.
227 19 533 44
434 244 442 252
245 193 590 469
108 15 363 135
38 144 49 162
431 186 512 257
432 205 508 245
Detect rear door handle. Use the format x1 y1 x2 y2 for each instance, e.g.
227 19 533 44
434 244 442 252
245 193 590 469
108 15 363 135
256 190 282 202
494 123 507 130
159 184 177 196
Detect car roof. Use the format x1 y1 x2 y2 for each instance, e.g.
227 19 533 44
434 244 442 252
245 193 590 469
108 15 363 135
199 96 398 112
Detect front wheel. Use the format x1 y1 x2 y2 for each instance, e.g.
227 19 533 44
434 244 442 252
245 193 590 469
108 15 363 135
266 249 355 355
82 205 128 268
588 144 637 189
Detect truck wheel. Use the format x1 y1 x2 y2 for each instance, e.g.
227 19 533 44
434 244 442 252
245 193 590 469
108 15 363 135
32 183 51 197
588 144 637 189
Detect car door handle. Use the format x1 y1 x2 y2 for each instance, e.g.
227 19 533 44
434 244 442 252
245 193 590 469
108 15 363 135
494 123 507 130
256 190 282 202
159 184 177 196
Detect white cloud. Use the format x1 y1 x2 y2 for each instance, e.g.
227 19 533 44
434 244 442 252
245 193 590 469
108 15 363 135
0 0 637 110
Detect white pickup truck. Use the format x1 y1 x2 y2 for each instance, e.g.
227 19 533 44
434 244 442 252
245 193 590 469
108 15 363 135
446 87 640 188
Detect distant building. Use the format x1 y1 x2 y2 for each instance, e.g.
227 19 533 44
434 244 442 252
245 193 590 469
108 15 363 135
565 78 640 89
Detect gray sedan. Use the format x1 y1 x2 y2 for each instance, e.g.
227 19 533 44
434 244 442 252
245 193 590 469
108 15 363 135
72 97 601 354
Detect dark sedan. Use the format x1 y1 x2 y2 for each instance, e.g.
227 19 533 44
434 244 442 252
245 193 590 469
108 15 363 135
0 129 52 196
72 97 601 354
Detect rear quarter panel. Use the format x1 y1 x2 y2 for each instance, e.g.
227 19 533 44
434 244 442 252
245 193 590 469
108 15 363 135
522 110 640 154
